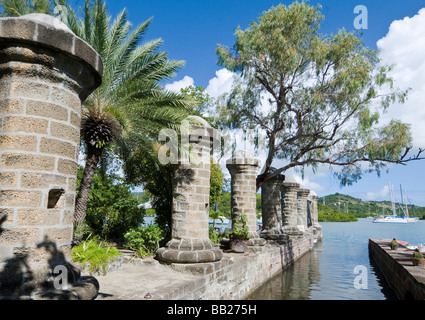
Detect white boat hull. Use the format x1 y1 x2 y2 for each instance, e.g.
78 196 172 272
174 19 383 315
373 215 418 223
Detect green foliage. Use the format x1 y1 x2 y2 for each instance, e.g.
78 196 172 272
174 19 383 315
210 159 224 209
77 166 145 241
215 191 231 217
209 226 225 244
124 225 163 257
319 192 425 218
256 193 261 214
71 236 121 275
318 203 358 222
228 214 250 239
124 156 174 243
0 0 51 16
209 210 224 225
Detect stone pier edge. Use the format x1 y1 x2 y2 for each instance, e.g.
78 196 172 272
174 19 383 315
368 239 425 300
151 234 314 300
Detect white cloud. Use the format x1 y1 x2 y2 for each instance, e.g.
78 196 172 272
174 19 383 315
165 75 195 93
365 185 390 201
377 8 425 149
205 68 234 98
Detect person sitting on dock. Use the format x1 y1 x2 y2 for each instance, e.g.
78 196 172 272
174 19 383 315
413 248 424 259
390 238 398 250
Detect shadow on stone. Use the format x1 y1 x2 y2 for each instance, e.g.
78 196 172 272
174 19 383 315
0 216 99 300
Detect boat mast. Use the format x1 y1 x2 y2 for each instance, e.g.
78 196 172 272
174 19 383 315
403 186 409 218
390 183 396 216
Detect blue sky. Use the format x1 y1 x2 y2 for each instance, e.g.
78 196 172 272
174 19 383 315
85 0 425 206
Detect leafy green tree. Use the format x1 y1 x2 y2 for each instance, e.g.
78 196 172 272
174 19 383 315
217 2 424 190
49 0 194 224
317 203 357 222
210 158 224 209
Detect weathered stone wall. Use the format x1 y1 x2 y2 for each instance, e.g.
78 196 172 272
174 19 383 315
0 14 102 298
153 235 314 300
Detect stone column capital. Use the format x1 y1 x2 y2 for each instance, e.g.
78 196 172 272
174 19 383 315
226 151 261 174
0 14 102 101
298 188 311 197
281 176 301 190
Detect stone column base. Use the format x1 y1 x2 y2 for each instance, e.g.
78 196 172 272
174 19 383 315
248 238 267 246
260 227 282 239
247 232 266 246
282 226 305 236
156 238 223 264
313 224 323 241
260 233 290 245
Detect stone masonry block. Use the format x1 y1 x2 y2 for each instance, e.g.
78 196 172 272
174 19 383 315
0 227 39 245
0 18 35 41
2 116 48 134
20 173 66 189
40 137 76 159
49 86 81 111
42 227 73 244
16 209 60 226
9 81 50 100
57 159 78 176
0 61 40 80
26 100 68 121
69 111 81 128
0 134 37 152
0 208 14 227
0 172 18 188
0 190 42 207
35 21 75 54
0 98 24 115
2 153 55 171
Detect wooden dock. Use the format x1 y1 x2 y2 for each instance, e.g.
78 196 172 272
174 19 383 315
369 239 425 299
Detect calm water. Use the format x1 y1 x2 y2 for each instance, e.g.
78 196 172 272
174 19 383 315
247 218 425 300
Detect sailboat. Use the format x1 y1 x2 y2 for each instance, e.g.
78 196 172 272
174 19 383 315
373 183 419 224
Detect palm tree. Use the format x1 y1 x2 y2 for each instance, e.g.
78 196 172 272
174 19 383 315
51 0 195 224
0 0 50 16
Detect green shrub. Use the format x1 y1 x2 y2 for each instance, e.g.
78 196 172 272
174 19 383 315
71 236 121 275
209 226 225 244
76 166 145 241
124 224 163 257
228 214 250 239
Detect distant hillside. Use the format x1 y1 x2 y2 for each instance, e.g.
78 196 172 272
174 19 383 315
319 193 425 218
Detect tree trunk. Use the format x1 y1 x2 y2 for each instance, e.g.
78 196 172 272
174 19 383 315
74 146 103 223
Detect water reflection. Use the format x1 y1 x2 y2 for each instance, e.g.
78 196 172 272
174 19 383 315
246 242 321 300
247 219 416 300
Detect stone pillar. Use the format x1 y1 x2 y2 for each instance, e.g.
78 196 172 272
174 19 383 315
226 151 265 246
297 186 311 232
0 14 102 299
260 170 285 239
281 177 301 235
309 191 322 241
156 125 223 263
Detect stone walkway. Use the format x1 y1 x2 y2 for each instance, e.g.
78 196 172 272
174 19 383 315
91 256 203 300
